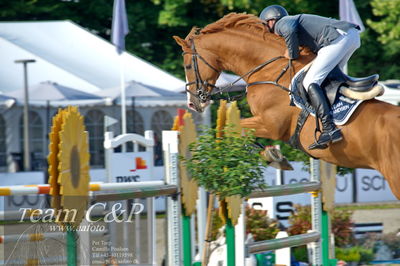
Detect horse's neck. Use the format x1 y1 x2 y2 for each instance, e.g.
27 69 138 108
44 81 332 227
199 31 309 85
199 32 284 77
199 31 311 138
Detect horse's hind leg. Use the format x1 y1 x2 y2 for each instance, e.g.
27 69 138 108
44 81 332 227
381 165 400 200
378 136 400 200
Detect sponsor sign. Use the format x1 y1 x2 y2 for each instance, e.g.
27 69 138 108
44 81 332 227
248 163 396 228
355 169 397 202
335 173 353 203
110 152 153 183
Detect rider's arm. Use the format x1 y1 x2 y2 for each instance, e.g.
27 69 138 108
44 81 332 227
275 17 300 59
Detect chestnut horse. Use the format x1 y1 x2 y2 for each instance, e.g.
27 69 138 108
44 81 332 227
174 13 400 200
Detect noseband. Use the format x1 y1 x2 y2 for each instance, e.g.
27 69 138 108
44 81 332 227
183 41 220 103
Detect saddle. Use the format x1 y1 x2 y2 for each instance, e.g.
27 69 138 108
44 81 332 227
288 65 382 151
297 65 380 107
324 66 380 104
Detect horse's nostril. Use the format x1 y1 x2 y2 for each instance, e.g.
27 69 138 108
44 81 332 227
188 102 195 109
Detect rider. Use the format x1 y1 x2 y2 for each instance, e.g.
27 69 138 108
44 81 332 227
259 5 361 150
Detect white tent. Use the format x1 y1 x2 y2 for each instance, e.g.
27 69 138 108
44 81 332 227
216 72 246 92
5 81 107 107
377 83 400 105
0 94 15 109
0 21 185 93
96 80 186 107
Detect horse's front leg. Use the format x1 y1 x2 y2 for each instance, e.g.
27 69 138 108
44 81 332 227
240 116 270 138
241 112 289 140
241 116 293 170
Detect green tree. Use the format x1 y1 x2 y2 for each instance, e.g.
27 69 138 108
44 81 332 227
367 0 400 55
350 0 400 79
1 0 397 79
183 126 267 198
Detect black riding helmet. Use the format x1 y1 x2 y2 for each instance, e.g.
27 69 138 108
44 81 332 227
259 5 288 22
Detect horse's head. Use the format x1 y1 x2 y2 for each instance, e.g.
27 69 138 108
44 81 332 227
174 13 293 112
174 30 221 113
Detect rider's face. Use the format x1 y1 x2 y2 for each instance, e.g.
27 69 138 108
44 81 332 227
266 19 276 33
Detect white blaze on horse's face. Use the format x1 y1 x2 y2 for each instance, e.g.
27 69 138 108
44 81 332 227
185 75 211 112
185 75 193 107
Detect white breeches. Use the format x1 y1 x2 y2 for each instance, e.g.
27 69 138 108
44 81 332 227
303 27 361 90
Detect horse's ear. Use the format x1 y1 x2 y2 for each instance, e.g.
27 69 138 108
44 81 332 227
173 36 189 49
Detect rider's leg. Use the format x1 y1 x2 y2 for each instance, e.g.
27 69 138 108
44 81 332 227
336 28 361 71
308 83 343 150
303 29 358 149
303 29 359 89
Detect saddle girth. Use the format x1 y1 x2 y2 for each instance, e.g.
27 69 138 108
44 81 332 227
288 108 315 158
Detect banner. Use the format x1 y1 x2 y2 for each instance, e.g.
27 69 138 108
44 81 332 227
110 151 153 183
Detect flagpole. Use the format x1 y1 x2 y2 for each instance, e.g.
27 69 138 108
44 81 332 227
112 0 130 256
119 50 130 254
112 0 129 151
120 53 127 152
339 0 365 76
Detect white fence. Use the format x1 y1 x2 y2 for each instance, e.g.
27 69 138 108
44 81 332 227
0 162 396 217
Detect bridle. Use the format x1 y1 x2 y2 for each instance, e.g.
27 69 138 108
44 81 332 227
183 41 220 103
183 39 294 103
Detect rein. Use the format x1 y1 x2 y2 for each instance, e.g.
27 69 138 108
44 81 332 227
184 40 293 103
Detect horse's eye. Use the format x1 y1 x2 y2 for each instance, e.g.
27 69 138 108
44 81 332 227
185 64 192 70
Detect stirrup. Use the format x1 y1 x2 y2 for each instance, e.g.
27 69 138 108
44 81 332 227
308 128 342 150
308 140 328 150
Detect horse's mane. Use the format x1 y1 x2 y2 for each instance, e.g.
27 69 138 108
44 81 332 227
202 13 266 35
185 13 281 42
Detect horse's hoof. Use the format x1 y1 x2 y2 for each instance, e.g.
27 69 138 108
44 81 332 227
269 159 294 170
260 146 294 170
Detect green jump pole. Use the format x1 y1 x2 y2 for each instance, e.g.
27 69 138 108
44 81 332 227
321 210 330 266
321 210 337 266
226 218 235 266
66 227 77 266
182 215 192 266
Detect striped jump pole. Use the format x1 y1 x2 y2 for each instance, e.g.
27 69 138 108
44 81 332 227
0 230 107 244
0 184 50 196
0 180 165 196
248 181 322 198
2 255 68 265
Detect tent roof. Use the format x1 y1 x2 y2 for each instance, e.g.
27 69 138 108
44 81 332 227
96 80 182 99
0 94 16 108
6 81 102 101
4 80 106 107
216 72 246 88
95 80 186 107
381 80 400 90
0 20 185 93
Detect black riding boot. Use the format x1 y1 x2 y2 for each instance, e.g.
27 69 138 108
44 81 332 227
308 83 343 150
